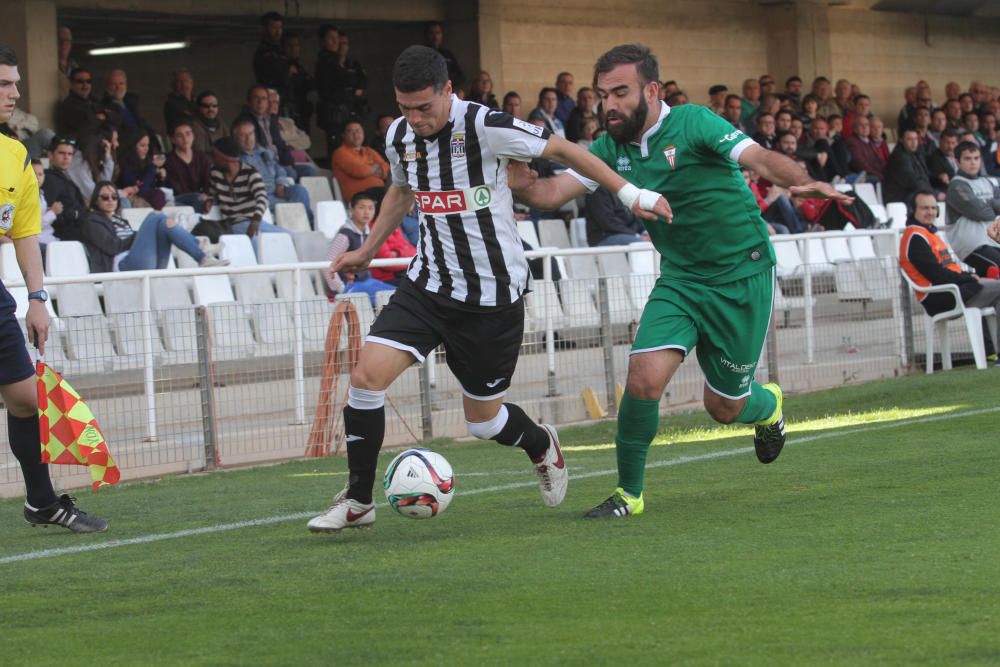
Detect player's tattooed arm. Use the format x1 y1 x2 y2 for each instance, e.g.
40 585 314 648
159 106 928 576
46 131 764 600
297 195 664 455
739 144 854 203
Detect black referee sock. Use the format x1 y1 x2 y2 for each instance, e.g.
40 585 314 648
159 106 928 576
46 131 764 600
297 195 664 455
343 405 385 505
7 413 58 508
494 403 551 461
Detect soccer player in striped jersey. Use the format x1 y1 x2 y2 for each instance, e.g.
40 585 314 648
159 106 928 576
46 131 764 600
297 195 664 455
0 44 107 532
307 45 670 532
512 44 851 519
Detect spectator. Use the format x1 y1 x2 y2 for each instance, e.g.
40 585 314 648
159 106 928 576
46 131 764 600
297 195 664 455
775 109 794 134
962 111 985 146
315 24 352 153
869 117 890 163
584 186 647 246
722 94 745 131
944 141 1000 276
101 68 153 137
944 99 963 130
833 79 852 114
784 75 803 112
743 167 804 234
915 86 934 111
331 118 389 205
528 88 566 138
207 136 290 240
370 213 416 286
813 76 839 118
566 87 596 143
751 112 776 150
758 74 776 96
799 94 820 127
576 117 600 149
956 131 988 176
116 128 168 210
242 84 297 172
30 160 59 259
945 81 961 102
707 84 728 115
269 89 312 165
801 117 834 182
190 91 227 154
79 181 226 272
959 92 975 116
469 70 499 110
232 116 312 225
41 136 90 242
323 192 396 304
554 72 576 125
844 115 886 182
740 77 760 121
827 114 843 139
666 90 688 107
253 11 289 104
165 121 212 213
842 94 872 139
662 80 680 98
912 106 934 154
928 108 948 146
281 31 314 133
67 122 119 202
502 91 523 119
928 129 959 191
6 106 55 159
790 117 805 143
371 113 395 161
336 31 368 122
970 81 991 112
883 129 938 204
424 21 464 89
56 26 78 97
901 189 1000 360
164 68 196 133
56 67 103 145
897 86 918 131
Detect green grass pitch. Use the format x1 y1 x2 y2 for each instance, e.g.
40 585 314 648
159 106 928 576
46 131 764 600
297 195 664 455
2 369 999 666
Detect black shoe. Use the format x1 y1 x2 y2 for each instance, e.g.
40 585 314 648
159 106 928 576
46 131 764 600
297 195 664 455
583 488 644 519
24 494 109 533
754 417 786 464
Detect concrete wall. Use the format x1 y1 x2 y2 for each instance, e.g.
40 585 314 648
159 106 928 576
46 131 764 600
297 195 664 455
829 7 1000 124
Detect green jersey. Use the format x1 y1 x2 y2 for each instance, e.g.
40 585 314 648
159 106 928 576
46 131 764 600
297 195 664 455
582 102 774 285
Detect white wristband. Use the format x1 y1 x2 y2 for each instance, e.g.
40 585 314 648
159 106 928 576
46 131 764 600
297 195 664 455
618 183 661 212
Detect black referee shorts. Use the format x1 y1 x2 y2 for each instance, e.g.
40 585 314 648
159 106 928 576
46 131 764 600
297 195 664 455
366 279 525 400
0 283 34 385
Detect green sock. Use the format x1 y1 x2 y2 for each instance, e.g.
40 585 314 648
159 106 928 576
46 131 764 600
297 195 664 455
735 381 777 424
615 392 661 497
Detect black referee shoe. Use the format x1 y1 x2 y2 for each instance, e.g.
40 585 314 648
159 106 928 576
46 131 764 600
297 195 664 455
24 494 108 533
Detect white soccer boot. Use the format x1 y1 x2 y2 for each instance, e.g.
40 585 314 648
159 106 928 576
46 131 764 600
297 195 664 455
533 424 568 507
307 486 375 533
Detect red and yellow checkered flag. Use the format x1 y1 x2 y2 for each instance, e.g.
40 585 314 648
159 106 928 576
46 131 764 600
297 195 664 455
36 361 120 491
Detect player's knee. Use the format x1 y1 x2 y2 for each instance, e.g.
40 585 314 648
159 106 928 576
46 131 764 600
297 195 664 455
349 365 382 391
625 376 662 401
705 398 742 424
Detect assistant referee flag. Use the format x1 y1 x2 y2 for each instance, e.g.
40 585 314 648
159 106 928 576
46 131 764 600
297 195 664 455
36 361 120 491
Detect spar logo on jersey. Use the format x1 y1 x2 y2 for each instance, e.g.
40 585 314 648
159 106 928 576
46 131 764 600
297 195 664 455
451 133 466 158
616 156 632 172
414 186 492 214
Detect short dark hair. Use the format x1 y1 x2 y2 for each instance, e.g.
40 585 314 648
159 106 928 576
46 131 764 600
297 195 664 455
853 94 870 104
30 158 42 166
171 119 194 134
317 23 339 41
785 75 802 86
940 128 959 139
963 110 979 121
756 112 774 122
247 84 268 99
502 91 520 105
261 11 282 26
666 91 687 105
48 135 77 152
538 87 558 103
775 109 794 120
392 45 448 93
196 90 218 105
813 76 830 85
663 79 677 87
956 141 980 160
775 130 796 143
90 180 120 210
709 84 727 96
0 43 17 66
959 92 974 102
724 94 742 106
350 191 376 208
231 114 256 133
593 44 659 88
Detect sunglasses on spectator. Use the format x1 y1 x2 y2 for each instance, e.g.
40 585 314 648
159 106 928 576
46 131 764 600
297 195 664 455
99 193 119 201
53 137 77 146
73 78 92 84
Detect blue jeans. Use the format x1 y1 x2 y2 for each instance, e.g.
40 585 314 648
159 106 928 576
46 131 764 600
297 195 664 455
269 184 313 225
118 212 205 271
173 191 210 213
597 233 646 246
763 195 807 234
344 278 396 307
401 214 420 247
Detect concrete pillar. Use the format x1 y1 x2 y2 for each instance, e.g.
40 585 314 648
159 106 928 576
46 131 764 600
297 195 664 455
764 0 833 90
0 0 60 128
477 0 504 96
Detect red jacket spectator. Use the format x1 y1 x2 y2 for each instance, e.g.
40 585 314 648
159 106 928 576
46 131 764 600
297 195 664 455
371 224 415 283
844 135 887 180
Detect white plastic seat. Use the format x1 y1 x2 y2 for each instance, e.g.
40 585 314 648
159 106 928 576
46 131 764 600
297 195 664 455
868 203 888 226
516 220 541 249
559 279 601 328
258 232 299 265
564 254 598 281
149 277 198 360
900 269 998 373
0 243 19 282
538 219 572 249
887 202 908 229
854 182 880 208
375 289 395 311
628 245 657 309
300 176 335 220
330 176 344 202
935 202 946 226
824 235 853 264
121 207 154 230
192 274 255 359
772 238 806 278
316 200 347 238
523 280 568 332
45 240 90 276
569 217 588 248
275 202 311 233
219 234 259 267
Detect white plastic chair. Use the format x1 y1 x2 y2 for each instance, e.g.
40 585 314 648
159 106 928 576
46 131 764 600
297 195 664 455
316 200 348 238
900 269 998 373
516 220 541 249
887 202 908 229
330 176 344 202
300 176 335 220
219 234 259 267
0 243 19 282
275 202 311 234
854 183 880 208
569 217 588 248
538 219 572 249
121 207 154 230
45 241 90 276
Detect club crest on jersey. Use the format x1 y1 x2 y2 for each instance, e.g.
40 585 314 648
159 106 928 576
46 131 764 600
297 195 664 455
663 145 677 169
616 156 632 172
0 204 14 232
451 133 466 158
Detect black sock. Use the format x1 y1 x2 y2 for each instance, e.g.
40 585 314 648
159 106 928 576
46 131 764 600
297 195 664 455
7 413 58 508
494 403 551 461
343 405 385 504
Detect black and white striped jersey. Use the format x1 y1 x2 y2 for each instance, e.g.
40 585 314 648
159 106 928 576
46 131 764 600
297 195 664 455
385 96 551 307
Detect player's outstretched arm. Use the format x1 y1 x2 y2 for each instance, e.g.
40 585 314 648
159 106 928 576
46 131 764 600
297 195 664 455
331 184 415 275
739 144 854 203
541 134 673 222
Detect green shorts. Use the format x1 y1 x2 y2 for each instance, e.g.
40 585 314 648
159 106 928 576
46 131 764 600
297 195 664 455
631 267 775 399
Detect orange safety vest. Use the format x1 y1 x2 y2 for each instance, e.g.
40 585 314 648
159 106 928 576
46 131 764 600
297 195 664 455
899 225 963 302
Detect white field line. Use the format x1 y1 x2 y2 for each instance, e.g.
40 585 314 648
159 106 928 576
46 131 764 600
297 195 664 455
2 406 996 566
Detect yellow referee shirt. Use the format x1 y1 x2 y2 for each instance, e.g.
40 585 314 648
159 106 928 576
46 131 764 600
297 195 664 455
0 133 41 240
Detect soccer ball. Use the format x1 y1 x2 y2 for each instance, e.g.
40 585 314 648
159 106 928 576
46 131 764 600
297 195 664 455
383 449 455 519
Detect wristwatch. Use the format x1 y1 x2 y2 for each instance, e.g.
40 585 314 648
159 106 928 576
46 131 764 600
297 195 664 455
27 289 49 303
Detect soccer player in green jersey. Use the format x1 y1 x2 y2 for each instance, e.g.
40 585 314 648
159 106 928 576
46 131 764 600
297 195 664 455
511 44 851 519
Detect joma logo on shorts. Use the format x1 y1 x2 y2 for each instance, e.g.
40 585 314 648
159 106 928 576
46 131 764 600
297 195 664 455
720 357 754 373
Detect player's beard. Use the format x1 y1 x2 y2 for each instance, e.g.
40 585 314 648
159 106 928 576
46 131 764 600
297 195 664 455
606 95 649 145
